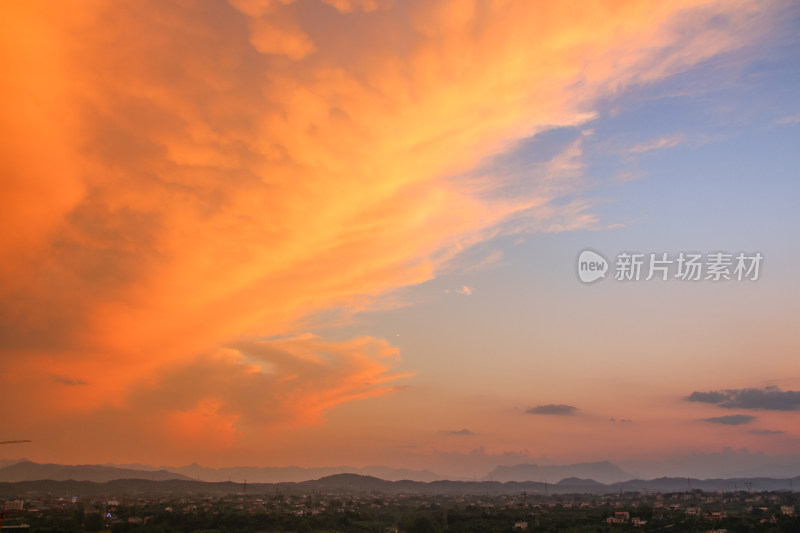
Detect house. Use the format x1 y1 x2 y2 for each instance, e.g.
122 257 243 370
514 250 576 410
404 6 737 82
606 512 629 524
3 500 23 512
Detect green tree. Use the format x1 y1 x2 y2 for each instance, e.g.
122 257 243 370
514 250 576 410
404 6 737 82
84 512 105 532
407 514 441 533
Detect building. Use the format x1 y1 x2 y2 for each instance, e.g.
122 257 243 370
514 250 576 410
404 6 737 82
3 500 23 512
614 511 629 520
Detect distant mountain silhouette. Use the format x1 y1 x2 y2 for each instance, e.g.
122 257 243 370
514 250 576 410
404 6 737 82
611 476 798 493
3 460 797 495
0 461 192 482
0 458 28 469
359 465 443 482
557 477 606 487
160 463 442 483
0 460 633 484
483 461 631 484
0 473 798 498
731 462 800 479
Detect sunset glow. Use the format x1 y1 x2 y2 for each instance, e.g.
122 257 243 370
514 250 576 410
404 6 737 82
1 0 799 479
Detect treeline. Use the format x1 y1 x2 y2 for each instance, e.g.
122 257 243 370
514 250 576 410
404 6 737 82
14 501 800 533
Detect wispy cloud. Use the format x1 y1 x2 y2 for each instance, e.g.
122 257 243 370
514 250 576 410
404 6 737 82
703 414 756 426
444 285 474 295
629 134 686 154
0 0 774 463
51 375 88 386
748 429 783 435
526 404 578 416
687 387 800 411
773 114 800 126
441 429 475 436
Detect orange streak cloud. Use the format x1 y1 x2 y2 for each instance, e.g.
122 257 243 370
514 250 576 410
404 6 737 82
0 0 765 463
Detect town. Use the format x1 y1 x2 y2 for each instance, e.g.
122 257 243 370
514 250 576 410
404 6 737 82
1 482 798 532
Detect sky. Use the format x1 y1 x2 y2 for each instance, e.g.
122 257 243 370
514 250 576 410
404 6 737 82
1 0 799 479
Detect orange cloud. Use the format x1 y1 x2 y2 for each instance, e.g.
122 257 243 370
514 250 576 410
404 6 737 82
3 335 407 464
0 0 770 460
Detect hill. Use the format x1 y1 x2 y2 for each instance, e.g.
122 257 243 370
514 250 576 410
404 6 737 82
0 461 192 483
0 472 798 498
483 461 631 484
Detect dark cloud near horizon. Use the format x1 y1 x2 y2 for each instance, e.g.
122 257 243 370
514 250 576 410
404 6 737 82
526 404 578 415
609 418 632 423
441 429 475 436
687 386 800 411
687 391 727 403
704 414 755 426
52 374 88 386
748 429 784 435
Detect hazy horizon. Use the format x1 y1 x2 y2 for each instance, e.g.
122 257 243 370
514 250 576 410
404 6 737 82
1 1 799 479
3 448 800 484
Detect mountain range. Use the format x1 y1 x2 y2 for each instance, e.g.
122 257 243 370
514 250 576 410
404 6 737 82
482 461 630 483
0 460 630 484
0 460 192 482
0 460 447 484
0 459 797 490
0 471 796 498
